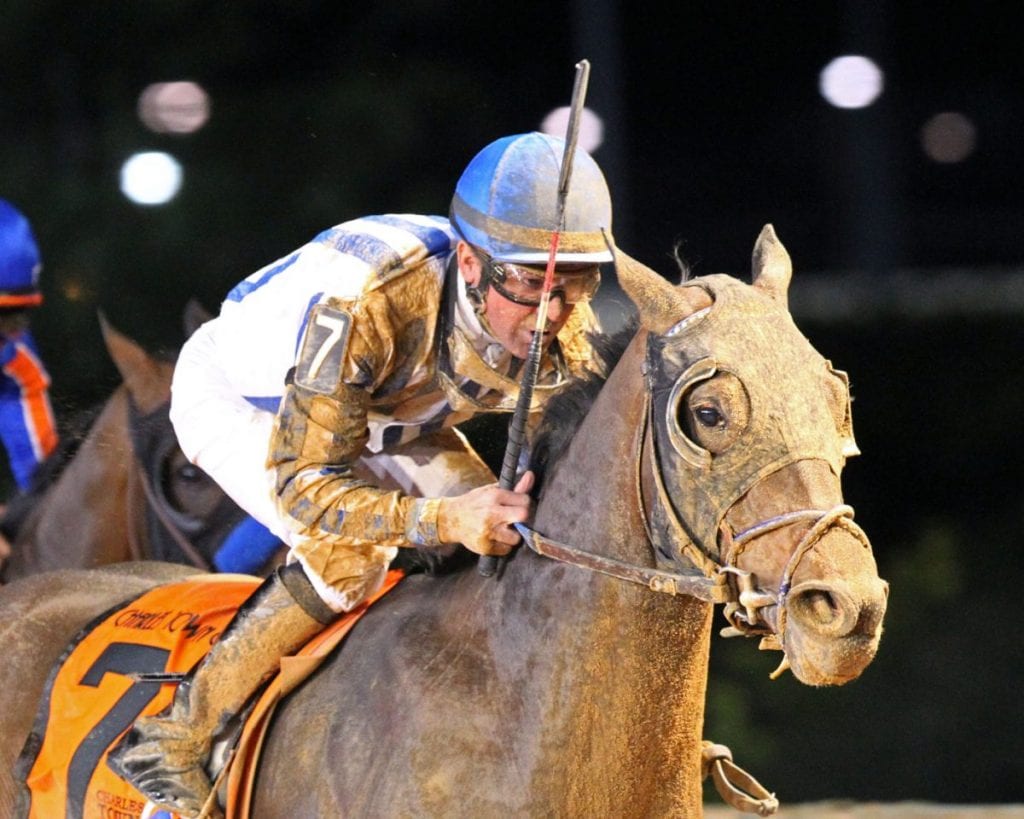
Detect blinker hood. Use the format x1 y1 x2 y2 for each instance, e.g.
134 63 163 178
646 274 857 563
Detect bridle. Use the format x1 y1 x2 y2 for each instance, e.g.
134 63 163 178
126 398 241 571
717 503 866 675
513 355 871 673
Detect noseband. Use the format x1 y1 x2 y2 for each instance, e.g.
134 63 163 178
719 504 863 638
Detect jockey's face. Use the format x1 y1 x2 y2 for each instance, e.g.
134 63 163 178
456 240 577 359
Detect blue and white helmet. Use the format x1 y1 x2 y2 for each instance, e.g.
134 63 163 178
0 198 43 308
449 132 613 265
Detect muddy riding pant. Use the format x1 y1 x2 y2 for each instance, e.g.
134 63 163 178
170 321 495 613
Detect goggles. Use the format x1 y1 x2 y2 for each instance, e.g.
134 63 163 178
485 258 601 307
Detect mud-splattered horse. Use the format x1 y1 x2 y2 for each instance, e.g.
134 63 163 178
0 227 887 817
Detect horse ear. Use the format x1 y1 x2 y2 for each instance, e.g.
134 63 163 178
98 312 172 413
182 298 213 339
751 224 792 302
613 248 711 334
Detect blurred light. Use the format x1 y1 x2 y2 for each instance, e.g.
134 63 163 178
920 111 977 163
819 55 884 109
138 81 210 134
120 151 183 205
540 106 604 153
61 278 86 302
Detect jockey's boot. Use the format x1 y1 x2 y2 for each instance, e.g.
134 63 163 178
106 562 336 818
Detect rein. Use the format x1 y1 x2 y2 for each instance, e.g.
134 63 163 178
514 523 731 603
131 455 212 571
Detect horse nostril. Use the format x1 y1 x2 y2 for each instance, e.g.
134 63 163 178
787 582 858 637
798 589 838 625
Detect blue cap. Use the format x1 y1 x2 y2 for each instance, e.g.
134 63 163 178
449 132 613 264
0 199 43 307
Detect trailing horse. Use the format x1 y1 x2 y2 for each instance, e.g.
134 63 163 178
0 227 888 817
0 307 275 582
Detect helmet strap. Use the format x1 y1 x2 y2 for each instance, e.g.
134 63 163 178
458 245 503 341
465 280 486 311
468 282 502 341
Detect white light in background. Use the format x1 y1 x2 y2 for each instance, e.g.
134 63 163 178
138 81 210 134
120 151 183 205
920 112 977 163
540 106 604 153
819 55 884 109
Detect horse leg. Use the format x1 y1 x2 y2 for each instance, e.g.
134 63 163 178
0 531 9 577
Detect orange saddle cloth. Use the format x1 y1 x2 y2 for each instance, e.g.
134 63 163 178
17 569 404 819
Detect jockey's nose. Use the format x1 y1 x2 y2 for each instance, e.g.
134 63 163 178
545 292 570 322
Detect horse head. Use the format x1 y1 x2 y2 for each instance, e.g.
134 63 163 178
97 311 251 571
614 225 888 686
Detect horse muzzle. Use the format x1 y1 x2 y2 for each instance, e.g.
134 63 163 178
721 506 889 687
777 556 889 687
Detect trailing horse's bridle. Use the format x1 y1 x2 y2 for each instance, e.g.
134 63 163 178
127 398 244 571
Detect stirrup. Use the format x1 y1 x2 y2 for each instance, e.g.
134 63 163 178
136 771 224 819
701 740 779 816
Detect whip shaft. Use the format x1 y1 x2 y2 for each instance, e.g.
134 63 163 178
479 59 591 578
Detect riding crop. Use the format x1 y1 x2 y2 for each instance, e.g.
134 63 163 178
478 58 592 578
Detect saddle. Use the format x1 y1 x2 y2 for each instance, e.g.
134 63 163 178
16 570 404 819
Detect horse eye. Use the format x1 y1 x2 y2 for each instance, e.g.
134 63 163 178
177 463 205 483
693 405 725 429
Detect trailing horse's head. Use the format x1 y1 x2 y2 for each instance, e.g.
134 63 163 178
99 313 253 570
615 225 888 686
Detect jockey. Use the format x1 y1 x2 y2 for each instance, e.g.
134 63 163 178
0 199 58 493
108 131 614 817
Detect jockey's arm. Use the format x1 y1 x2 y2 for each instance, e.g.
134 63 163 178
268 379 530 558
269 377 433 549
267 293 529 562
0 333 58 490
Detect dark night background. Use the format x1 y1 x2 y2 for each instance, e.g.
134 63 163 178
2 1 1021 809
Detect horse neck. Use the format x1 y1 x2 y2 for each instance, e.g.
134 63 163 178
534 330 652 563
488 331 714 813
9 389 137 577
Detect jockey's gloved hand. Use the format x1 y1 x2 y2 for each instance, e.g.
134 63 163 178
437 471 534 556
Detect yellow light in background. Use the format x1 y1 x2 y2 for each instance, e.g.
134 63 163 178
120 151 183 205
137 81 211 134
540 106 604 153
819 55 885 109
61 277 86 302
920 112 977 164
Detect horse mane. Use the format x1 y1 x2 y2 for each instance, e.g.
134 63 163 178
528 318 639 489
393 319 639 577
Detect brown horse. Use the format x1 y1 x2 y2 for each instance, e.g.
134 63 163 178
0 308 261 582
0 227 888 817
